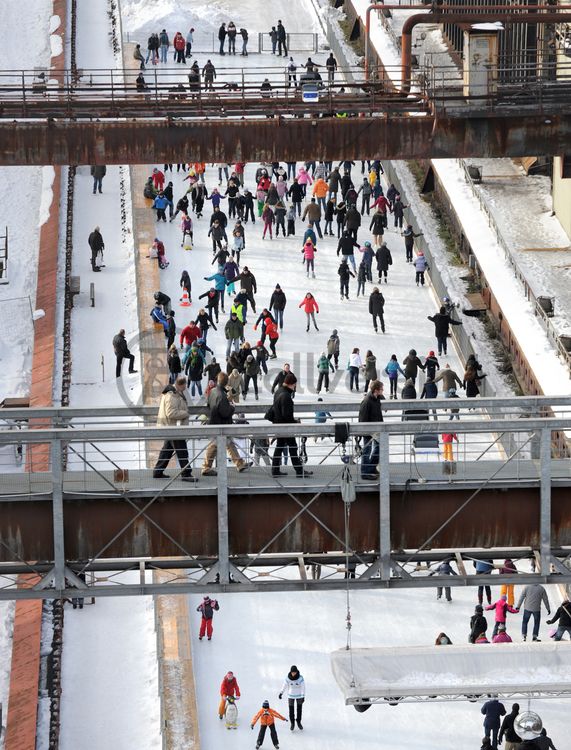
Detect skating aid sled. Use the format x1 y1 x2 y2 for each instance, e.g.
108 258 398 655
225 696 238 729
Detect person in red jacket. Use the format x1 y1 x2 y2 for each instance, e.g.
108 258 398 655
173 31 186 63
251 700 286 749
219 671 241 719
196 595 219 640
180 320 201 348
486 594 519 637
263 317 280 359
152 167 165 191
298 292 319 332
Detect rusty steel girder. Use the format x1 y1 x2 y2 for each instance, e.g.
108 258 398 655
0 113 571 165
0 487 569 562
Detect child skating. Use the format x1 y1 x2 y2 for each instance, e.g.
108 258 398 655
251 700 286 749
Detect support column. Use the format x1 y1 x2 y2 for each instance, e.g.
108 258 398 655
378 431 391 581
51 438 66 590
540 428 552 576
217 435 230 584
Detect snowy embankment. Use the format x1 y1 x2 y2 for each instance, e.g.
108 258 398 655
57 3 159 750
0 1 56 401
59 582 160 750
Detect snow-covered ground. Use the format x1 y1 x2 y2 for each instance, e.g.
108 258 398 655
191 576 567 750
0 599 15 730
59 579 160 750
0 0 56 401
57 4 159 750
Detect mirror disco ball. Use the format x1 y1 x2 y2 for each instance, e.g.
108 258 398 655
514 711 543 740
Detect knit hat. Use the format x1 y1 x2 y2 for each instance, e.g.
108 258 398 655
284 373 297 386
475 604 483 613
429 350 435 356
275 284 281 289
262 700 270 708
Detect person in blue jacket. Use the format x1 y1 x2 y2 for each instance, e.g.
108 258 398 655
481 697 506 750
384 354 405 399
204 271 227 313
429 558 457 602
152 191 169 222
474 558 494 605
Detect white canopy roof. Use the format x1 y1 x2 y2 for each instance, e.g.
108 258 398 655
331 643 571 705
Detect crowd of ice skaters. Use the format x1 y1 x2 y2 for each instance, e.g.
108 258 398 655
103 158 497 481
194 577 567 749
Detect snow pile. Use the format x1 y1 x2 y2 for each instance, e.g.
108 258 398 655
0 0 55 402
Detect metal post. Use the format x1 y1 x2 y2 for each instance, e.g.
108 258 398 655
378 431 391 581
216 435 230 584
539 427 552 576
51 439 66 590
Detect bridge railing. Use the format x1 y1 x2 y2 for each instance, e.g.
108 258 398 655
0 398 570 492
122 32 320 55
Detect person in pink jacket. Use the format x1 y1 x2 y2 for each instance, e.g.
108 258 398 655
299 292 319 331
301 240 316 278
276 175 288 200
491 623 513 643
486 594 519 637
296 166 313 198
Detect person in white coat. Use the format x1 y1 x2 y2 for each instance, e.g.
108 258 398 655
278 665 305 731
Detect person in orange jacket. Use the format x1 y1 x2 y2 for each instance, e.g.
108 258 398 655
441 431 458 462
251 700 286 749
218 670 241 719
312 177 329 212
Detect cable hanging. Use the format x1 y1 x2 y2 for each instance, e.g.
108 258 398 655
341 464 356 687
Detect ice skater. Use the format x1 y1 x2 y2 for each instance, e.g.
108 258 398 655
196 595 219 641
278 665 305 731
251 700 286 748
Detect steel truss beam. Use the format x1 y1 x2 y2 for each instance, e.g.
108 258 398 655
0 567 570 601
0 405 569 599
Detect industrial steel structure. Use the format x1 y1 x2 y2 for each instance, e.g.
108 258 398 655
0 397 570 600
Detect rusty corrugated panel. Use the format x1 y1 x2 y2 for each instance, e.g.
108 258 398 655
1 487 570 561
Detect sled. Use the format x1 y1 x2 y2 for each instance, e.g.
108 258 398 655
225 696 238 729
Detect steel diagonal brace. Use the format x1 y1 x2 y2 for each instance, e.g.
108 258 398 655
68 449 205 576
67 445 205 571
404 433 534 566
241 470 368 575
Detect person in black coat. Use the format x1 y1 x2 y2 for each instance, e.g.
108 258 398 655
344 206 361 240
269 284 287 329
358 380 384 480
288 179 304 216
368 287 385 333
335 201 347 238
375 241 392 283
277 20 287 56
88 226 105 271
271 363 292 394
270 373 311 478
403 349 425 383
498 704 521 748
469 604 488 643
428 306 463 356
401 378 417 400
337 259 355 300
339 171 354 199
113 329 137 377
164 312 176 349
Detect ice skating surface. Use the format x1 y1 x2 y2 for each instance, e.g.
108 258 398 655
190 581 567 749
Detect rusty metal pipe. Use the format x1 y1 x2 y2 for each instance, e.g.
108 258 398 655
400 10 571 92
364 3 571 82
